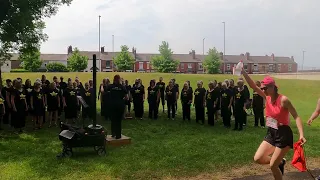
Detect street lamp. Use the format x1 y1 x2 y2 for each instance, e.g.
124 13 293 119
202 38 205 55
222 22 226 74
98 15 101 72
302 50 306 70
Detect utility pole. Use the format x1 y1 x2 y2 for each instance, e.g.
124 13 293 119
112 35 114 52
202 38 205 55
302 50 306 70
222 22 226 74
98 15 101 72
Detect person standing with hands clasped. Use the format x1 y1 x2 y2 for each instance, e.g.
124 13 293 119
181 81 193 122
242 69 306 180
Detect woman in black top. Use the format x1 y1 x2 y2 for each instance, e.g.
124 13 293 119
194 81 206 124
24 79 33 116
30 81 45 129
63 81 79 124
2 79 12 125
125 80 132 117
215 81 222 120
46 82 60 127
220 82 233 128
156 77 166 113
233 80 247 131
165 80 178 120
106 75 128 139
206 81 218 126
181 81 193 121
11 79 28 133
0 89 5 130
131 79 145 119
252 81 265 127
98 79 107 117
81 82 94 120
147 80 160 120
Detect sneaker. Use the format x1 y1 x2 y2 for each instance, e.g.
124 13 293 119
279 158 286 175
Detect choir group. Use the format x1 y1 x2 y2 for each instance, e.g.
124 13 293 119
0 74 265 134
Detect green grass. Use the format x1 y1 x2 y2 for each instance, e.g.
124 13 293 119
0 72 319 180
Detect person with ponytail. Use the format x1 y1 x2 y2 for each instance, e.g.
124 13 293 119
106 75 128 139
242 69 306 180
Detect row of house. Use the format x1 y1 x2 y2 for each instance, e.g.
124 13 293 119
1 45 298 74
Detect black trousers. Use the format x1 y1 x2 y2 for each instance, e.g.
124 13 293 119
254 108 265 126
160 93 165 106
234 108 246 130
127 102 131 112
133 100 144 118
167 102 175 119
182 102 191 121
221 106 231 127
148 101 158 119
207 105 215 126
195 105 205 124
110 105 124 138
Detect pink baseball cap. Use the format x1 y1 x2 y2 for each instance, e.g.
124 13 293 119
261 76 277 87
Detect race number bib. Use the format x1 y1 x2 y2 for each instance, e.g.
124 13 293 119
266 117 278 130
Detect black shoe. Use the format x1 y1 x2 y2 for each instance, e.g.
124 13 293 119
279 158 286 175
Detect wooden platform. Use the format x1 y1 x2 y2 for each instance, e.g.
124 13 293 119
106 135 131 147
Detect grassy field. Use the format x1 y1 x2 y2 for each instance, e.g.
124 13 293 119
0 72 319 180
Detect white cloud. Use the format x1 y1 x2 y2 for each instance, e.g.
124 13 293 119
41 0 320 68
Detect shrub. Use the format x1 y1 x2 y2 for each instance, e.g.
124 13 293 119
10 69 30 73
46 62 69 72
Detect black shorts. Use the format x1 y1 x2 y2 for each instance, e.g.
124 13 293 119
264 125 293 149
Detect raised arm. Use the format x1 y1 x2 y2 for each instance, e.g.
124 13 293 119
307 98 320 125
282 96 306 145
242 69 266 99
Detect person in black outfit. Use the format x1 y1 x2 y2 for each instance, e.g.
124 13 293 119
147 80 160 120
165 80 178 120
11 79 28 133
124 80 132 118
220 82 233 128
206 81 218 126
99 79 108 119
58 76 67 121
228 79 236 119
215 81 222 120
46 82 60 127
81 82 94 121
2 79 13 126
106 75 128 139
252 81 265 127
171 78 179 113
73 81 83 118
63 82 79 124
131 79 145 119
24 79 33 117
238 77 250 126
233 80 247 131
0 90 5 130
181 81 193 121
194 81 206 124
156 77 166 113
30 81 45 129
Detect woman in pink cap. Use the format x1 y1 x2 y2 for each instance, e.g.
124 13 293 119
242 70 306 180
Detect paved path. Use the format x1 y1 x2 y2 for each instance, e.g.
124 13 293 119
233 169 320 180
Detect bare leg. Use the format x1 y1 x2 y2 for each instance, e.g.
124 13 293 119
254 141 275 164
53 111 58 126
270 146 290 180
48 112 52 127
38 116 43 128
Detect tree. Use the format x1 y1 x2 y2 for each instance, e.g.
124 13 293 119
0 0 72 85
113 45 135 71
47 62 69 72
67 48 88 72
18 50 43 72
203 48 222 74
151 41 179 73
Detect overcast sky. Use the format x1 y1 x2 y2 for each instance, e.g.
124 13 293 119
40 0 320 69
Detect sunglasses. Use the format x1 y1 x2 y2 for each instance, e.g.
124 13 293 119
260 87 268 91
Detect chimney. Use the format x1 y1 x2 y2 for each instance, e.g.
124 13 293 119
291 56 294 60
67 45 73 54
219 52 223 57
245 52 250 60
192 50 195 59
271 53 275 61
101 46 105 53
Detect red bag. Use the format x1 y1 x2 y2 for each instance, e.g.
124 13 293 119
291 140 307 172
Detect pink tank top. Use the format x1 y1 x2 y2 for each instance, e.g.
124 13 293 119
265 94 290 126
